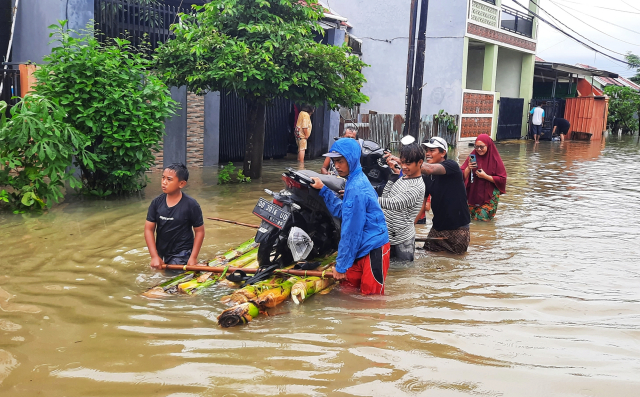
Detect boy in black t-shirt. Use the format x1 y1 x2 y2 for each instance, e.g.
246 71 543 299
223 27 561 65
144 163 205 269
419 137 470 254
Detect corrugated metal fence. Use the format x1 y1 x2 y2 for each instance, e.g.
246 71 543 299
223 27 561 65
219 91 294 162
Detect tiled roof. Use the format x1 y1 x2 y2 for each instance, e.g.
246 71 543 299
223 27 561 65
576 63 640 91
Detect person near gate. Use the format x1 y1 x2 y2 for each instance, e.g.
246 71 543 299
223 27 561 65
461 134 507 221
530 105 545 142
295 104 314 164
308 138 390 295
552 117 571 142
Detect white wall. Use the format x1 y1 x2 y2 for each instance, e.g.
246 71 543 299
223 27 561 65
496 47 523 98
466 47 484 90
331 0 468 116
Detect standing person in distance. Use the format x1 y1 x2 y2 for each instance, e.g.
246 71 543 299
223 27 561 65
379 139 425 261
295 104 315 164
309 138 391 295
144 163 205 269
420 137 471 254
321 126 359 175
552 117 571 142
530 105 545 143
461 134 507 221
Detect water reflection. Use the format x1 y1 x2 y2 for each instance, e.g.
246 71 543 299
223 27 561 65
1 137 640 395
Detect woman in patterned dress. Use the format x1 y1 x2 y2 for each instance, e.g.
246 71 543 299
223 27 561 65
461 134 507 221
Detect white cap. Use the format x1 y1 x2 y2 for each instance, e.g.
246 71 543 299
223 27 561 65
421 137 448 152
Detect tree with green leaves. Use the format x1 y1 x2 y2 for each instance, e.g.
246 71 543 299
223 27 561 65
0 96 96 212
155 0 368 178
604 85 639 134
33 21 177 196
625 52 640 84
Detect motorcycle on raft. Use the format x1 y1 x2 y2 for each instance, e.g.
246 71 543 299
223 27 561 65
235 139 394 286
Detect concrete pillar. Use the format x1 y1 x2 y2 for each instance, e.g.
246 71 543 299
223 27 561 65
529 0 539 40
482 43 498 92
163 86 187 167
322 28 346 153
204 91 221 166
461 37 470 90
519 53 536 137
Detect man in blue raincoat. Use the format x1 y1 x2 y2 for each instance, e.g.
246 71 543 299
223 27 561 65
310 138 391 295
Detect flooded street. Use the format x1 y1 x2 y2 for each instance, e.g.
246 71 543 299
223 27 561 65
1 136 640 396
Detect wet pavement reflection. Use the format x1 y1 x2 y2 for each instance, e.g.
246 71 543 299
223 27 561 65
1 136 640 396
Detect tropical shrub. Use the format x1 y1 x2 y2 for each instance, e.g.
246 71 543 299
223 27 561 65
0 96 95 212
604 86 639 134
33 21 177 196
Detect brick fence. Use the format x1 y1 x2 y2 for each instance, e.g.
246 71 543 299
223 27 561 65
186 92 205 168
152 91 206 170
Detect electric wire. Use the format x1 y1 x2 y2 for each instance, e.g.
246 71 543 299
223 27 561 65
621 0 640 13
529 0 631 56
551 0 640 14
512 0 634 66
550 0 640 37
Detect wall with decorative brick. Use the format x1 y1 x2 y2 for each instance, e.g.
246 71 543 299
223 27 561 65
186 92 205 168
467 23 537 52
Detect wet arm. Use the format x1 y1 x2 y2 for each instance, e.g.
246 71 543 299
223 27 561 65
321 157 331 175
188 225 205 266
144 221 163 268
421 163 446 175
414 197 428 224
463 166 471 181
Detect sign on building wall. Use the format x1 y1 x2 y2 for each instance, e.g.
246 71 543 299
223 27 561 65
469 0 499 28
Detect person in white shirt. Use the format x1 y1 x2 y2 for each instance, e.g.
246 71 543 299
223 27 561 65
530 105 545 143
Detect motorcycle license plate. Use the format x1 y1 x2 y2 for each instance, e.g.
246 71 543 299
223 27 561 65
252 198 290 229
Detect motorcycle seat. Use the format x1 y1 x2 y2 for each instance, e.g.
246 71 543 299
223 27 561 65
297 170 345 193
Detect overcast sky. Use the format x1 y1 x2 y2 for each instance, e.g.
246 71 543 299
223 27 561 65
503 0 640 78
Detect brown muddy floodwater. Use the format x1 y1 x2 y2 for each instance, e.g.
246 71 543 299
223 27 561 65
1 137 640 396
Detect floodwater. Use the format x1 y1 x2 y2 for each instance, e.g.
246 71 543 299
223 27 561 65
1 136 640 396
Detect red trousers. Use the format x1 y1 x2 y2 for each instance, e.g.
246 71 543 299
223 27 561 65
345 243 390 295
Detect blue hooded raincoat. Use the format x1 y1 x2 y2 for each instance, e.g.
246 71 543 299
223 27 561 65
318 139 389 273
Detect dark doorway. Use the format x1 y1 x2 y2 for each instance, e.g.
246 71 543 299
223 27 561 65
496 97 524 141
529 99 565 140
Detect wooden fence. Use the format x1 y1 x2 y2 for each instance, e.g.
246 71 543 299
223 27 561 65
356 113 459 150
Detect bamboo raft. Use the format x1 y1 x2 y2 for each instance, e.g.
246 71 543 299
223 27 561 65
143 238 337 328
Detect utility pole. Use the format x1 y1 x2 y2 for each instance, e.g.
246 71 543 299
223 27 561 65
403 0 419 136
408 0 429 137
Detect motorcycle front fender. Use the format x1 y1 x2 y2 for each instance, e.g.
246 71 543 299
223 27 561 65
255 221 276 244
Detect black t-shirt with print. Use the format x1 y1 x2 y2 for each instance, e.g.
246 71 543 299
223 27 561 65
423 159 470 231
146 193 204 257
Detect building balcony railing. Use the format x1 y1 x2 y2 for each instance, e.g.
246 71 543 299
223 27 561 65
500 5 533 38
479 0 496 5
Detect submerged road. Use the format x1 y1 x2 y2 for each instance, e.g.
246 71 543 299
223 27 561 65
1 136 639 396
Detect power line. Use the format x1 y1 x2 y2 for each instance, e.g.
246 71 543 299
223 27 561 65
512 0 633 66
542 0 640 47
550 0 640 37
621 0 640 13
529 0 631 56
551 0 640 14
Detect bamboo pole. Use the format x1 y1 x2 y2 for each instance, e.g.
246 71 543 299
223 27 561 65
161 264 334 278
415 236 447 242
207 217 260 229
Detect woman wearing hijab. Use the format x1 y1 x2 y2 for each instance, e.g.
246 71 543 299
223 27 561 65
461 134 507 221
